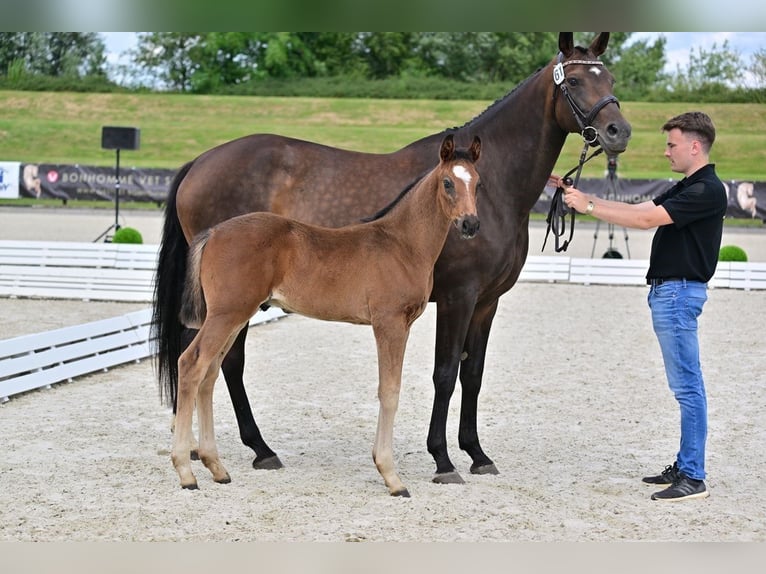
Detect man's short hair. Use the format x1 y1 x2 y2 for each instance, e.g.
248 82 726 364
662 111 716 153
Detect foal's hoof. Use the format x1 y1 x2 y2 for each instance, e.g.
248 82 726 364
432 471 465 485
391 488 411 498
252 455 284 470
470 462 499 475
181 482 199 490
190 450 199 461
214 476 232 485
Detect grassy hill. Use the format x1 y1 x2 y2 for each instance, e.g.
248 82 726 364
1 90 764 182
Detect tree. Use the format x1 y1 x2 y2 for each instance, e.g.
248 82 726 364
672 39 744 91
357 32 415 79
610 35 667 100
0 32 105 78
748 48 766 89
131 33 201 91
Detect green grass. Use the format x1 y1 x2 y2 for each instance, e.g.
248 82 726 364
3 90 764 180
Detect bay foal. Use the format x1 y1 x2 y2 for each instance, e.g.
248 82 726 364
171 134 481 496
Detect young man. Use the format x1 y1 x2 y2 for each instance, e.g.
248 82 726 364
559 111 727 501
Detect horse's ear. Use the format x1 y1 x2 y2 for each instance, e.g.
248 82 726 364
558 33 574 57
440 134 455 162
589 33 610 57
469 136 481 162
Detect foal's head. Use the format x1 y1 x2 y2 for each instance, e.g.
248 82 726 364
436 134 481 239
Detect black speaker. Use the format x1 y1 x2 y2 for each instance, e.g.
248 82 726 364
101 126 140 150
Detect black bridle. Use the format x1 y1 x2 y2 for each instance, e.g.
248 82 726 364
543 55 620 253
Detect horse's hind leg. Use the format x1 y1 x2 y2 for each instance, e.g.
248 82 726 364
172 327 200 460
171 319 238 489
197 356 232 484
221 325 283 470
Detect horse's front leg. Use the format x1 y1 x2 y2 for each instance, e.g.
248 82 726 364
458 300 500 475
371 321 410 497
221 325 283 470
427 296 475 484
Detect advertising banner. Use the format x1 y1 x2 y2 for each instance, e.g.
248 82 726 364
0 161 21 199
18 163 174 203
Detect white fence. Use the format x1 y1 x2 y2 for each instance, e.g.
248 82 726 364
1 241 763 402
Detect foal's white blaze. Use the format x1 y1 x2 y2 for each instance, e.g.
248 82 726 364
589 66 602 76
452 165 472 187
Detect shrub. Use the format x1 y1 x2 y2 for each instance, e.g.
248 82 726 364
719 245 748 262
112 227 143 244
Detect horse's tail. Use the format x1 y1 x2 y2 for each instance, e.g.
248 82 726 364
152 160 194 408
179 230 210 330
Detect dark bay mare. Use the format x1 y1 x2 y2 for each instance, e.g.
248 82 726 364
172 135 481 495
153 33 632 485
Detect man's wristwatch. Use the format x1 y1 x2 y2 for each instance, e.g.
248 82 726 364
585 200 595 214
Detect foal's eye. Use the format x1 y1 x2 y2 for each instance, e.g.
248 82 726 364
443 178 455 195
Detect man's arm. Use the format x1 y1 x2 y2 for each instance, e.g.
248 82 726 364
558 178 673 230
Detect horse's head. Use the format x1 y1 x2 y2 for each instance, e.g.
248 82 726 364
550 32 632 156
437 134 481 239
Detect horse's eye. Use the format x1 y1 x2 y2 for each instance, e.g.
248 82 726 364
567 77 578 87
443 178 455 196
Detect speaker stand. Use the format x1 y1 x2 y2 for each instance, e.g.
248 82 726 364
94 149 122 242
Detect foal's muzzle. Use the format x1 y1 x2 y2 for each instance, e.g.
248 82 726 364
458 215 480 239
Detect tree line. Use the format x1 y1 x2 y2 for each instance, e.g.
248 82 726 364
1 32 764 102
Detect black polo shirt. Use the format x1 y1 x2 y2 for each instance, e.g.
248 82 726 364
647 164 727 283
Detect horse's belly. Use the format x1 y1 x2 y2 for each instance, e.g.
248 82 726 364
268 290 371 326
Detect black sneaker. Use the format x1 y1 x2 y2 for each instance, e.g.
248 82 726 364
642 462 679 485
651 473 709 501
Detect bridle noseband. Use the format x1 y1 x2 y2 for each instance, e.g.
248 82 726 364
543 54 620 253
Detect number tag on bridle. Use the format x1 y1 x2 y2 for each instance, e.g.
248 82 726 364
553 62 565 86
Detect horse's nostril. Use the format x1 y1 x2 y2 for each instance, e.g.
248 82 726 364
461 217 480 238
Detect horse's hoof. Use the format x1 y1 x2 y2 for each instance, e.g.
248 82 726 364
190 450 199 461
470 462 499 475
181 482 199 490
253 455 284 470
215 476 232 485
432 471 465 485
391 488 411 498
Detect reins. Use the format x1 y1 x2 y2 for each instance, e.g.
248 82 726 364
542 54 619 253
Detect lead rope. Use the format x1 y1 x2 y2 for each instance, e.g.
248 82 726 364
542 142 604 252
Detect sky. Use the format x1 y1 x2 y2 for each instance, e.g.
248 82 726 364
100 32 766 81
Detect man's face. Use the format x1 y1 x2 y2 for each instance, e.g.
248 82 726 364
664 128 695 175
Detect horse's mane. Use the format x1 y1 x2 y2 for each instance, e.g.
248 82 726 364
361 148 478 223
360 172 429 223
450 66 544 131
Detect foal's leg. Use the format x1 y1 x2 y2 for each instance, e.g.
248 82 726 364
221 325 282 470
171 318 239 489
196 354 232 485
371 321 411 497
171 327 200 460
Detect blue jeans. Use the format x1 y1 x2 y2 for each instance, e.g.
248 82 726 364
647 279 708 480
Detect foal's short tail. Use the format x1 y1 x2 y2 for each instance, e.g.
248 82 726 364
152 161 194 408
179 230 210 330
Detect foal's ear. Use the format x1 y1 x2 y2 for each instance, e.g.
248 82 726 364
440 134 456 162
469 136 481 162
589 33 610 57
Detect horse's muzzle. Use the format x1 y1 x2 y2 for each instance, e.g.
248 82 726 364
458 215 480 239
